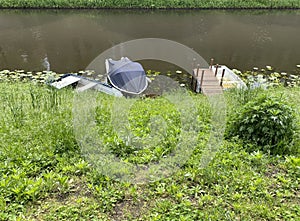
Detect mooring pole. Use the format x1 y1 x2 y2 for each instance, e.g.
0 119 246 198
220 69 225 87
215 64 219 76
200 70 205 89
194 64 200 92
210 58 214 69
192 58 196 70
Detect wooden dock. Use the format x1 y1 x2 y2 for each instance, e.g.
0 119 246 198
191 68 223 95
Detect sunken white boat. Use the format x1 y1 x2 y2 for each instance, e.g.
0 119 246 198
211 65 247 89
50 74 123 97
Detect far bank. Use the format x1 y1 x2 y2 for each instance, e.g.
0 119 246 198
0 0 300 9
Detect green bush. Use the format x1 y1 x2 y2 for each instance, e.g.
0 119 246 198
227 94 297 155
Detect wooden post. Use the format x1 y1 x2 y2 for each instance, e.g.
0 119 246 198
196 64 200 77
193 64 200 92
192 75 195 92
220 69 225 87
215 64 219 76
210 58 214 69
192 58 196 70
200 70 205 89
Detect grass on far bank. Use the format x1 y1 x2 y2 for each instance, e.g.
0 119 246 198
0 81 299 220
0 0 300 9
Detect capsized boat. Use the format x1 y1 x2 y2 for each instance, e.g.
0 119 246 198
105 57 148 95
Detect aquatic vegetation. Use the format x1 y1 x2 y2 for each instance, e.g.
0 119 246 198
233 66 300 88
0 70 62 84
0 70 98 84
146 69 191 88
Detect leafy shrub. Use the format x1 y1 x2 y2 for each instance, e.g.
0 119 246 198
227 94 297 155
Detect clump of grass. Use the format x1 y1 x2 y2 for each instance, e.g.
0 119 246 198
0 83 78 215
95 95 188 164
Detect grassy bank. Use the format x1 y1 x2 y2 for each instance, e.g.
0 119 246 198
0 0 300 9
0 80 299 220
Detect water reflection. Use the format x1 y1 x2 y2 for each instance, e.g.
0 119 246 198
0 9 299 73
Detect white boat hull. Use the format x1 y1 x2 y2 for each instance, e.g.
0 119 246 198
211 65 247 89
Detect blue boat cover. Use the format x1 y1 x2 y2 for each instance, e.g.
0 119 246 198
106 57 148 94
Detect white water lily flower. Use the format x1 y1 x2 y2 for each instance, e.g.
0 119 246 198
232 69 242 74
266 65 272 70
290 75 298 79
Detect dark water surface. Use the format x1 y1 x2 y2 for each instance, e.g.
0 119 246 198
0 9 300 73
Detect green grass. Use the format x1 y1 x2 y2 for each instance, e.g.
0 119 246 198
0 80 299 220
0 0 300 9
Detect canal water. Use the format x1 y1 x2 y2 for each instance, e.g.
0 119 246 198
0 9 300 73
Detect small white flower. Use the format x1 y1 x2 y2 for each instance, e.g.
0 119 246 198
253 67 259 70
281 72 287 76
296 65 300 68
176 70 182 74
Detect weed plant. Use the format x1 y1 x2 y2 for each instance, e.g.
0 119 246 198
227 92 298 154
